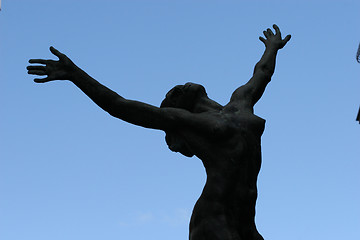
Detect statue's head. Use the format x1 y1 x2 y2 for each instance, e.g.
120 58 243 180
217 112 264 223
160 82 207 158
160 82 207 111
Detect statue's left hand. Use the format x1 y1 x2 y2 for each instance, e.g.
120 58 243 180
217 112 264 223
27 46 77 83
259 24 291 50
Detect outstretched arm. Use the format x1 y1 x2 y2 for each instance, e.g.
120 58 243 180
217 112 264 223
27 47 198 131
27 47 222 134
229 25 291 109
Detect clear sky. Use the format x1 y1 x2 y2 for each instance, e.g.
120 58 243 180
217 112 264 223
1 1 359 240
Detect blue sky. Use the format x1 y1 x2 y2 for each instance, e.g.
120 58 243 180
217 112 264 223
1 1 359 240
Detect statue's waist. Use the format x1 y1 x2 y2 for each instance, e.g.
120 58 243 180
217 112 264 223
190 196 257 231
195 185 258 211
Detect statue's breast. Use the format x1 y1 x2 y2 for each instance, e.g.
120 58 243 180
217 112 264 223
225 112 265 137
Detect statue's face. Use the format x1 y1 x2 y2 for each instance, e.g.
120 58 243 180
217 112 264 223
161 82 206 111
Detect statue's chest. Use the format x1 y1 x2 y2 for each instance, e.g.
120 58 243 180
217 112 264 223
175 112 265 161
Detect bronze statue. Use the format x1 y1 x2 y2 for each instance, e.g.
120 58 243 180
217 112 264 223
27 24 291 240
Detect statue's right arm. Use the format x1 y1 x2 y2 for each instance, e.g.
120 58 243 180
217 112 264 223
27 47 206 131
228 25 290 109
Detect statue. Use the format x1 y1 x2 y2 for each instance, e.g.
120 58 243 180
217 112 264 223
27 24 291 240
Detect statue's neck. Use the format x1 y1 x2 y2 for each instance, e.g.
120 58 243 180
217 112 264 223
193 97 223 113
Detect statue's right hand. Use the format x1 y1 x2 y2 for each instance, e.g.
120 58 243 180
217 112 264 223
27 46 77 83
259 24 291 50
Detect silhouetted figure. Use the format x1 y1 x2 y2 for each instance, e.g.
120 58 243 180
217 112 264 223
27 25 291 240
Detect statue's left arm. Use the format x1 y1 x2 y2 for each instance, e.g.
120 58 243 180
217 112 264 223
229 25 291 109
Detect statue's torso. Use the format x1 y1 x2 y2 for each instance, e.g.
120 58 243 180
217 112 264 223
178 110 265 240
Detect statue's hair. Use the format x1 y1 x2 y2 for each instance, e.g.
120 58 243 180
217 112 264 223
160 89 195 158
